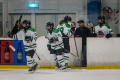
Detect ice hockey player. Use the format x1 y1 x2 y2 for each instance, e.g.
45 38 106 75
13 20 39 73
46 22 67 71
93 16 114 38
57 15 71 69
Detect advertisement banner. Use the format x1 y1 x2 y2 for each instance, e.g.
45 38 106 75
14 40 27 65
1 40 14 65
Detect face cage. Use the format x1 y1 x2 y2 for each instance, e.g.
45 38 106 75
46 25 54 32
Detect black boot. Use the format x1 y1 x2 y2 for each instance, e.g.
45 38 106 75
33 63 39 72
28 67 34 73
65 63 71 69
56 63 61 70
81 60 86 67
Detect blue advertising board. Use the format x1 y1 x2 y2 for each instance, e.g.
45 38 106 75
14 40 27 65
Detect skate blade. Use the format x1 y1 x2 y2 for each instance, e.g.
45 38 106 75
67 68 71 70
55 67 59 70
55 67 62 70
29 71 34 74
62 69 67 72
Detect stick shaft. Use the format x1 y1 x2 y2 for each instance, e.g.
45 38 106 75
0 45 15 51
29 41 41 60
74 37 79 57
60 46 79 60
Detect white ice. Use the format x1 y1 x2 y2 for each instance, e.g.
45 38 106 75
0 69 120 80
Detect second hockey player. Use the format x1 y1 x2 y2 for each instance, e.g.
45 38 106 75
46 22 67 71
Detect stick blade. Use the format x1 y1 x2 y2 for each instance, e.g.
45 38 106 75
9 45 15 51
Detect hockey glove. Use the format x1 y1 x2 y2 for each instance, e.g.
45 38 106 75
47 44 51 51
49 38 58 43
106 34 112 38
25 36 32 42
92 33 97 37
7 31 13 38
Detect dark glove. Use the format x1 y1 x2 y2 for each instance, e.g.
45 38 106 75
117 34 120 37
92 33 97 37
25 36 32 42
47 44 51 51
7 31 13 38
62 32 68 37
106 34 112 38
49 38 58 43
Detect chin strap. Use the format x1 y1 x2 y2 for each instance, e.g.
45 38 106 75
48 27 54 33
24 26 31 32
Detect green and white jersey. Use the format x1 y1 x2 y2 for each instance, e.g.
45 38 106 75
13 28 37 51
47 29 64 50
93 24 114 37
57 22 71 37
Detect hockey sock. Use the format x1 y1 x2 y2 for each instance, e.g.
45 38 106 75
50 54 57 61
57 55 65 66
64 53 70 63
55 58 59 63
26 56 33 67
32 58 36 66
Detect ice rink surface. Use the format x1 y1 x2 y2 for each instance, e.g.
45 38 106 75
0 69 120 80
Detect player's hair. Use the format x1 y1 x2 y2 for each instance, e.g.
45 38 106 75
59 20 65 25
14 20 20 29
71 22 76 26
88 23 93 27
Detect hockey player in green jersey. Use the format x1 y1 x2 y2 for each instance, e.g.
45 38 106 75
46 22 67 71
56 15 71 69
93 16 114 38
13 20 39 73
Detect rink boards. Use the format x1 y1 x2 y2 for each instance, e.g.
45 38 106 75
0 37 120 69
87 37 120 69
0 37 82 69
35 37 82 66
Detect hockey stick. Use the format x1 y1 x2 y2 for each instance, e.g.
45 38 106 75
58 45 80 60
19 15 23 29
19 15 22 24
0 45 15 51
45 36 80 60
71 30 79 57
29 41 41 60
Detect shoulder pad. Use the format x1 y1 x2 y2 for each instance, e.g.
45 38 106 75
18 29 23 32
47 31 49 34
95 24 99 27
29 28 36 32
53 29 59 33
63 22 70 28
104 24 110 29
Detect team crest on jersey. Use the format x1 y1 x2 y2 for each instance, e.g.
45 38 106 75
98 31 105 37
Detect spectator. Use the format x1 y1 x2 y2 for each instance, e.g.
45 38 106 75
74 20 91 67
87 23 93 33
7 20 22 38
70 22 76 37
